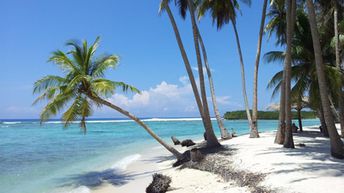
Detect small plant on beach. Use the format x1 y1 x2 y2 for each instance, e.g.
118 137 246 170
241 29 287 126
33 37 184 160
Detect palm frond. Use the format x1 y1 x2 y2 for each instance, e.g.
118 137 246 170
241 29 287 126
91 55 119 77
48 50 78 72
264 51 285 64
33 75 65 94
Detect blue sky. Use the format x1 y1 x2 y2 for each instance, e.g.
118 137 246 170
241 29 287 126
0 0 283 119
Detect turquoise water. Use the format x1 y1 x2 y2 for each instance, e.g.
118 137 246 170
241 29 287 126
0 118 320 193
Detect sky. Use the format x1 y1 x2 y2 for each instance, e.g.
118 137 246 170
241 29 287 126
0 0 283 119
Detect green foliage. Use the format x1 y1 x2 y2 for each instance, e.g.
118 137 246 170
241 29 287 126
33 37 140 132
223 110 317 120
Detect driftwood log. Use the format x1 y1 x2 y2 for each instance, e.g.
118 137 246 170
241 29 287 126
181 139 196 147
146 173 171 193
171 136 180 145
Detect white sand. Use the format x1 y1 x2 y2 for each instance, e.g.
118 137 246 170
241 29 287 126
92 125 344 193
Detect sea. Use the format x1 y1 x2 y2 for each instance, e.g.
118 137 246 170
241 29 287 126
0 118 320 193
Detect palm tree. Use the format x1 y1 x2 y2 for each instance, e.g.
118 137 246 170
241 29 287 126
198 0 254 134
197 28 232 139
159 0 220 147
33 37 184 160
306 0 344 158
283 0 296 149
186 0 221 146
265 0 287 144
252 0 268 138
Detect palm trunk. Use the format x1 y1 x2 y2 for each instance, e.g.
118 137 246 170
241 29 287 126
275 75 286 144
297 102 303 132
187 0 220 147
306 0 344 159
163 3 207 130
334 2 344 137
197 28 231 139
318 105 329 137
283 0 296 149
251 0 268 138
329 96 340 123
87 94 184 160
231 20 253 131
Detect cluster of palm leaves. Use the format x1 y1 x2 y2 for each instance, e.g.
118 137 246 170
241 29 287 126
266 0 344 158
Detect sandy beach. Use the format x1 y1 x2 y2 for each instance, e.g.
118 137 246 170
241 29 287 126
92 125 344 193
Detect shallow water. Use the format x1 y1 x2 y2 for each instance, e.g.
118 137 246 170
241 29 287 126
0 118 319 193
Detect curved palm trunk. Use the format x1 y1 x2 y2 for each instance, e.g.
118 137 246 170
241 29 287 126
306 0 344 159
283 0 296 149
231 20 253 131
163 4 205 127
251 0 268 138
163 2 219 147
88 94 184 160
334 3 344 137
197 26 231 139
187 0 220 147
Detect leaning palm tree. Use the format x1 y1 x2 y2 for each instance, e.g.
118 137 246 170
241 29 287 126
197 28 232 139
159 0 221 147
251 0 268 138
170 0 229 140
306 0 344 158
198 0 254 135
33 37 184 160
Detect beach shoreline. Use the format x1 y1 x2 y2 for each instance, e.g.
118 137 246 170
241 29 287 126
91 124 344 193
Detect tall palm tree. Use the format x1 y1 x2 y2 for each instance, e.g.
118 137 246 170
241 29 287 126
283 0 296 148
159 0 220 147
306 0 344 158
252 0 268 138
186 0 220 146
197 28 232 139
33 37 184 160
265 0 287 144
198 0 254 134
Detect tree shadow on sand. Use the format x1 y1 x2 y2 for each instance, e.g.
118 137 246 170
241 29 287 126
56 168 134 189
254 130 344 180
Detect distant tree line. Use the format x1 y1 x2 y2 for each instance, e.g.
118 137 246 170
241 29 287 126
224 110 317 120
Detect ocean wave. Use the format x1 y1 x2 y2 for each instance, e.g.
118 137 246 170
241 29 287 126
2 121 22 125
142 117 216 122
43 118 213 124
111 154 141 170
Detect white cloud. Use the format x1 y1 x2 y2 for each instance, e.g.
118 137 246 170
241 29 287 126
266 103 280 111
103 77 197 117
95 77 240 118
216 96 231 105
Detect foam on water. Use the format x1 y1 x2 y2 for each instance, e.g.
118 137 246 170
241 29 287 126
111 154 141 170
2 121 21 124
43 117 217 124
